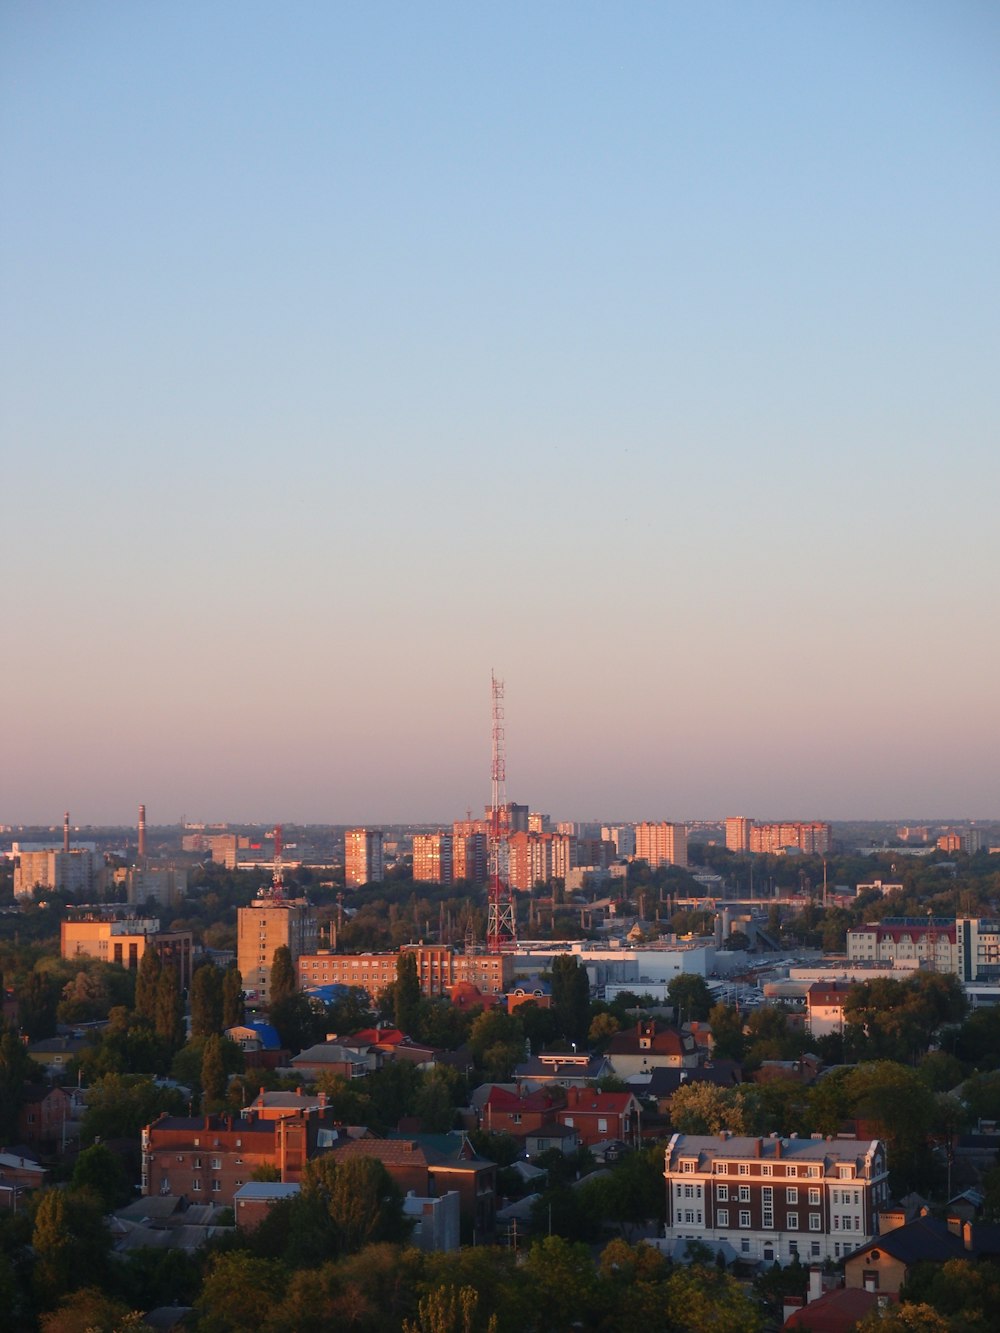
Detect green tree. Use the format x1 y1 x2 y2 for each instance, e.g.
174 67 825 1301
40 1287 149 1333
190 962 223 1039
153 968 184 1049
269 945 297 1006
668 1082 760 1135
133 946 162 1024
707 1002 745 1061
32 1189 111 1307
550 955 591 1045
196 1251 288 1333
302 1154 410 1253
200 1034 227 1110
522 1236 601 1331
221 964 244 1030
70 1142 131 1211
394 950 422 1035
0 1020 41 1140
664 1261 763 1333
667 973 712 1023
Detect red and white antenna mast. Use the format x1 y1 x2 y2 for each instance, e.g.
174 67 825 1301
486 671 516 952
271 824 285 903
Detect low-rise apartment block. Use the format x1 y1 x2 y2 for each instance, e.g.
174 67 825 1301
297 944 515 999
847 918 957 972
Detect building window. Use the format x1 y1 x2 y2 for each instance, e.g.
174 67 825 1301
682 1161 695 1174
762 1185 773 1230
193 1157 202 1169
211 1158 221 1170
738 1185 750 1202
741 1238 751 1254
761 1164 772 1177
809 1214 821 1231
839 1167 852 1179
809 1188 821 1206
717 1209 729 1227
717 1185 729 1202
684 1184 694 1199
787 1213 799 1229
787 1187 798 1204
212 1180 221 1192
789 1240 799 1256
192 1179 201 1192
715 1162 727 1175
808 1166 820 1178
598 1118 608 1134
738 1163 750 1176
811 1242 821 1257
786 1165 797 1178
739 1210 751 1229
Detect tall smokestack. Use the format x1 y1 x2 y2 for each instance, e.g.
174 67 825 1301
138 804 147 861
63 811 70 853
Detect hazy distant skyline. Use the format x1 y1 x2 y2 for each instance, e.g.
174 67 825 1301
3 3 999 825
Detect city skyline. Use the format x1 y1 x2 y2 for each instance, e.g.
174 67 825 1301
3 4 998 825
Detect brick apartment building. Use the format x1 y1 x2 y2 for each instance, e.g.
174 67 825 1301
141 1109 338 1207
297 944 515 999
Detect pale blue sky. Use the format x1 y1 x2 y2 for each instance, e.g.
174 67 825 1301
2 2 998 825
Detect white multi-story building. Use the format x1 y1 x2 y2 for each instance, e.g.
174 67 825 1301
664 1133 889 1266
725 817 753 854
847 918 957 972
956 918 1000 984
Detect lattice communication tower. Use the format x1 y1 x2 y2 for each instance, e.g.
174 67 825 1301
486 671 516 951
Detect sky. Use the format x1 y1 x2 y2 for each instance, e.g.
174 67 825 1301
2 2 999 826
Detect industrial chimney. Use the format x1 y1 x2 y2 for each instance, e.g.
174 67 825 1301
138 804 147 861
63 811 70 853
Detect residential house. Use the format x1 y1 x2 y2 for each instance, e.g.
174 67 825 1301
845 1214 1000 1296
515 1050 612 1092
556 1087 642 1149
605 1021 699 1079
17 1084 74 1148
481 1086 566 1137
326 1133 497 1244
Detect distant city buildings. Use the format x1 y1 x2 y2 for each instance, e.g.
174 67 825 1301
634 821 688 869
507 830 576 890
14 848 100 900
725 817 753 854
748 822 832 856
344 828 384 886
412 832 453 884
297 943 515 998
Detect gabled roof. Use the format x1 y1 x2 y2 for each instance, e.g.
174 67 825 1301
483 1086 564 1114
646 1063 741 1096
849 1215 965 1266
783 1287 883 1331
606 1023 695 1057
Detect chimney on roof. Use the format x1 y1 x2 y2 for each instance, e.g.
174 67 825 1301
774 1139 782 1159
808 1266 823 1304
754 1138 762 1158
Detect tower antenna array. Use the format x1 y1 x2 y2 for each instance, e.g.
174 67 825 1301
486 671 516 952
271 823 285 903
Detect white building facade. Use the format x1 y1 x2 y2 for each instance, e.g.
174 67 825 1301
664 1133 889 1267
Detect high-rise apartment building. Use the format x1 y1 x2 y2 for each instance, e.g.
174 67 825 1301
452 830 488 884
344 828 384 886
507 832 576 890
237 898 319 1003
412 833 453 884
528 813 550 834
748 822 832 855
725 817 753 854
602 825 636 859
634 822 688 869
14 849 100 900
